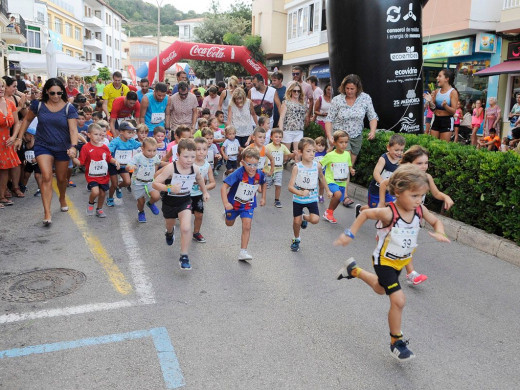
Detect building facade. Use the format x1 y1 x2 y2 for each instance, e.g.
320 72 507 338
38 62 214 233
175 18 203 42
0 0 28 77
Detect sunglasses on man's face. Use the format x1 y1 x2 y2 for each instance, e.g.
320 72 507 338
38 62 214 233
292 72 300 76
49 91 63 96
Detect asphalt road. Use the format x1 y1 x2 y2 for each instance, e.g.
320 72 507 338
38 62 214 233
0 171 519 390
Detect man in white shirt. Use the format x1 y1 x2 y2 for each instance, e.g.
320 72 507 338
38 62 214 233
307 75 323 121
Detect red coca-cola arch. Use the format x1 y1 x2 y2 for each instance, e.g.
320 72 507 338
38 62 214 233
147 41 268 82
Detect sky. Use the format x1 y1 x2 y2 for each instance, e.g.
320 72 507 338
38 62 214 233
143 0 250 14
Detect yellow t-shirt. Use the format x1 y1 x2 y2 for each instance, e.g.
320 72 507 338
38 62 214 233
264 143 290 173
102 83 129 113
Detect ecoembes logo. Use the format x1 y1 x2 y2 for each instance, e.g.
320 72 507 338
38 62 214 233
390 46 418 61
162 51 177 66
189 45 226 59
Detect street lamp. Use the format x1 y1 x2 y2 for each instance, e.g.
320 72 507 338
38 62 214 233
155 0 165 83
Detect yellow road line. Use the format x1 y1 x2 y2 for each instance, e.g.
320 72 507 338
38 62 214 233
53 180 133 295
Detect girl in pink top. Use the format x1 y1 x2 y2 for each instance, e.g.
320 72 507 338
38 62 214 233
471 100 484 146
453 101 463 142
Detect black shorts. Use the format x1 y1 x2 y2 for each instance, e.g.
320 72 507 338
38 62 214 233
226 159 238 170
191 194 204 214
236 135 249 148
162 195 192 219
292 201 319 218
24 163 41 174
87 181 109 192
108 163 128 176
373 263 402 295
431 116 453 133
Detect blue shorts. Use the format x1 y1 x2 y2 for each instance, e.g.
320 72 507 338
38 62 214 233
328 183 346 202
225 208 254 220
34 144 70 161
87 181 110 192
367 192 396 208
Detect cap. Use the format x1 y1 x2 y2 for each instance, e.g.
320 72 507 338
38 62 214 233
118 121 136 131
27 128 36 135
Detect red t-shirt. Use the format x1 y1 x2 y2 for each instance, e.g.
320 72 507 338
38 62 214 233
66 87 80 98
79 142 113 184
110 96 140 119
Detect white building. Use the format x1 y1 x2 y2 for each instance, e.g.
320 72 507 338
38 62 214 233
175 18 203 42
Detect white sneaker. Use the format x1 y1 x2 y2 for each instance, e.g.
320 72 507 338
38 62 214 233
238 249 252 261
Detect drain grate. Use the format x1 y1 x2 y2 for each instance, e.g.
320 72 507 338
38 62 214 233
0 268 87 303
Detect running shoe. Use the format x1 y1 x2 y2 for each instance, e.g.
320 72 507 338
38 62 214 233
34 189 41 197
179 255 191 270
165 228 175 246
274 200 282 208
290 238 301 252
323 209 337 224
115 188 123 199
138 211 147 223
301 214 308 229
86 204 95 216
146 201 160 215
192 232 206 243
390 339 415 361
238 249 253 261
96 209 106 218
68 180 76 188
106 198 115 207
355 204 362 218
127 186 132 193
336 257 358 280
406 271 428 285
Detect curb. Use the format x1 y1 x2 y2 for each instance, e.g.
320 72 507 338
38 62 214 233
348 183 520 268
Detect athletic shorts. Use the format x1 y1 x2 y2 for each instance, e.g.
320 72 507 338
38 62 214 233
191 194 204 213
328 183 346 202
367 192 396 208
24 163 41 174
431 115 453 133
34 144 70 161
266 171 282 187
292 201 319 218
162 196 192 219
131 181 155 200
346 133 363 156
225 208 254 220
425 116 433 124
108 163 128 176
282 130 304 144
373 263 402 295
236 135 249 148
226 159 238 170
87 181 109 192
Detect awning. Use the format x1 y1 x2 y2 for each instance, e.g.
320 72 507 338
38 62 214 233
310 64 330 79
475 61 520 76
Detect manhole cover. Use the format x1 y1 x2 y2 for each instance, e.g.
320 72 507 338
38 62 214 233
0 268 87 303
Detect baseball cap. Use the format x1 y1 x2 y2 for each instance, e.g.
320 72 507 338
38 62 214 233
119 121 136 131
27 128 36 135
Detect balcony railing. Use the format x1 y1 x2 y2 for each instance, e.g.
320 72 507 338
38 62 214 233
503 0 520 9
3 13 27 44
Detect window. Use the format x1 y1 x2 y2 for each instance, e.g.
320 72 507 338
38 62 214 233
288 2 321 40
54 17 62 33
184 26 189 37
106 34 111 47
115 39 119 50
106 13 111 26
95 32 102 40
287 13 292 39
65 23 72 37
115 59 119 69
75 27 81 41
66 49 73 56
96 54 102 63
321 0 327 31
94 10 101 19
36 11 45 23
107 55 112 67
27 30 41 48
291 11 297 38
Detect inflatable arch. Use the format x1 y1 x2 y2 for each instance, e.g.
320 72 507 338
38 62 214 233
135 41 268 83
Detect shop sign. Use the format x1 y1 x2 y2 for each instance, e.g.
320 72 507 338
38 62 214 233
475 33 497 53
266 58 282 68
507 41 520 61
423 38 472 60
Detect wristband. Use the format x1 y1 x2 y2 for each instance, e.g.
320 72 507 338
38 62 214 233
343 229 355 239
167 185 171 194
70 145 77 148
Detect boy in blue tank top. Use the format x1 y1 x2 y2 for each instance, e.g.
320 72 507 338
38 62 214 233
288 137 332 252
356 133 405 217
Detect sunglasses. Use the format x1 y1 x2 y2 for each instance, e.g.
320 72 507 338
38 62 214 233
293 90 301 93
243 161 258 168
49 91 63 96
292 73 300 76
179 92 188 97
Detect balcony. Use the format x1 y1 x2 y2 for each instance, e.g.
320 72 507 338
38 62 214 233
3 13 26 45
0 0 9 26
83 15 103 29
503 0 520 9
120 31 128 41
84 36 103 51
498 0 520 33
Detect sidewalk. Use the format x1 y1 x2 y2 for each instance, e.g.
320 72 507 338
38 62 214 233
348 183 520 267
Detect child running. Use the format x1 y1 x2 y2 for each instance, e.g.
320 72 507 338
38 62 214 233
356 133 405 216
314 136 327 203
321 130 355 223
153 138 210 270
378 145 454 285
191 137 216 243
245 127 275 175
154 126 168 159
221 125 241 176
264 128 292 208
221 148 266 261
201 127 222 170
287 137 332 252
73 123 120 217
126 137 163 223
334 164 450 361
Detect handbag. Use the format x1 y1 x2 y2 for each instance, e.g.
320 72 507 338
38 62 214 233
254 88 268 116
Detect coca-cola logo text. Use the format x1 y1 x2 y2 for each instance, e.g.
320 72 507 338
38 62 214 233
162 50 177 66
247 58 261 71
189 45 226 59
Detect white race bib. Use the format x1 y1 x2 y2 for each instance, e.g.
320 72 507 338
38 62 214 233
115 150 133 165
135 164 155 181
206 150 215 165
295 169 318 191
380 169 393 180
157 149 167 159
234 182 258 204
117 117 132 125
332 162 348 182
25 150 35 162
383 227 419 258
257 156 266 170
313 155 324 164
150 112 165 124
227 143 238 156
168 173 195 196
272 151 283 167
88 159 108 177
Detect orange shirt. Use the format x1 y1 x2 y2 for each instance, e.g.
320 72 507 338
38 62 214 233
483 135 500 150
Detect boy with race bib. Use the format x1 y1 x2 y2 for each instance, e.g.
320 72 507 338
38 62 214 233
153 139 210 271
221 148 266 261
126 137 165 223
73 123 120 218
264 128 292 208
321 130 355 224
107 121 141 206
245 127 275 177
288 138 332 252
334 164 450 361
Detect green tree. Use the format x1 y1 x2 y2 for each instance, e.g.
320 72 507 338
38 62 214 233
97 67 112 81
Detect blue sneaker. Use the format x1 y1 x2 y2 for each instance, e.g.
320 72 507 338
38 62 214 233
115 188 123 199
147 201 160 215
301 214 308 229
106 198 115 207
179 255 191 270
390 339 415 361
138 211 146 223
165 228 175 246
290 238 300 252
